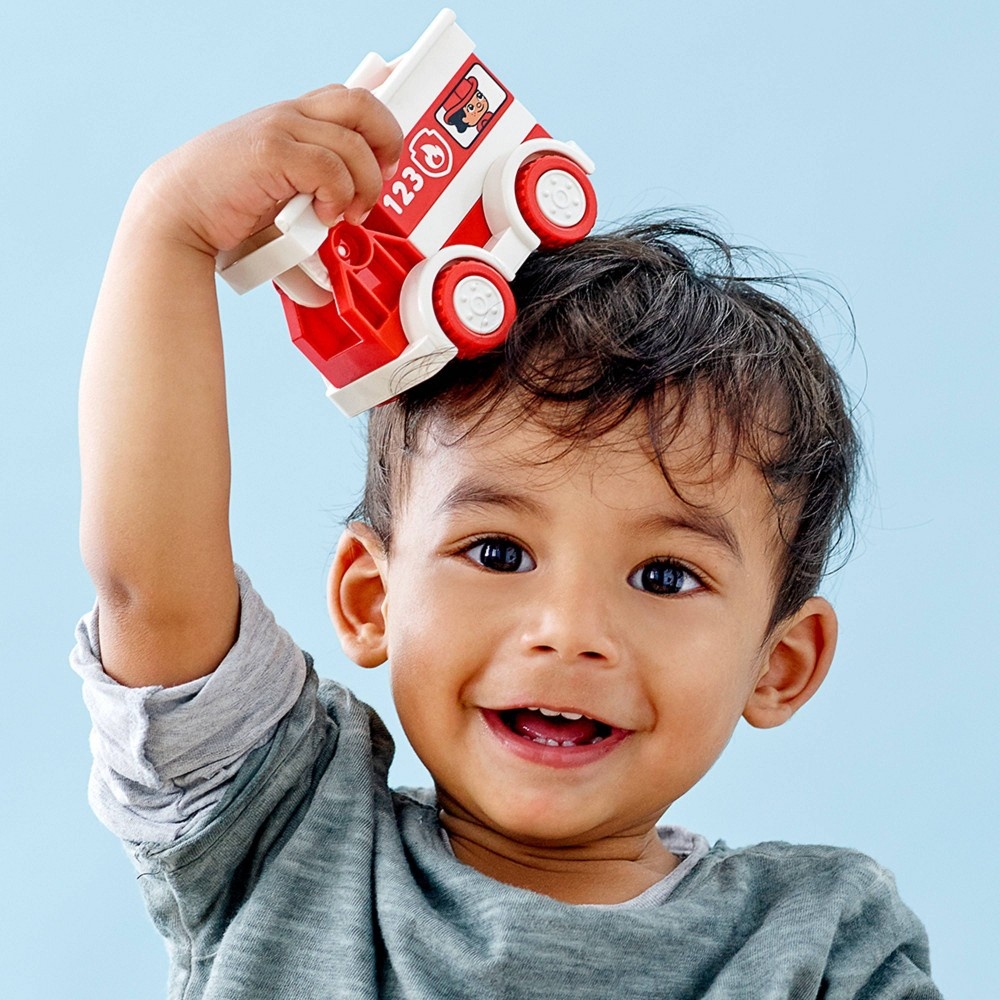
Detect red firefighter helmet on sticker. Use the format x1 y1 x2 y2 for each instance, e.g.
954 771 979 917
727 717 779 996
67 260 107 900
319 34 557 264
443 75 479 117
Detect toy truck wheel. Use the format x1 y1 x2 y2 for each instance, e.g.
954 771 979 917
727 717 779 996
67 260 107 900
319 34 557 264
432 260 516 358
514 155 597 249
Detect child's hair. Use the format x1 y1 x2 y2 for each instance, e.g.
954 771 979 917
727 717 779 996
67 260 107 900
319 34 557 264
353 217 861 632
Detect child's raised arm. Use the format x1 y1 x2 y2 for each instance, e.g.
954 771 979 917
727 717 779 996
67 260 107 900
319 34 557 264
79 86 402 688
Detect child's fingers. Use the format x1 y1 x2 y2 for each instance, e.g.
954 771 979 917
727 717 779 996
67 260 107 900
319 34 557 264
295 85 403 178
262 132 374 227
285 118 386 224
150 85 405 250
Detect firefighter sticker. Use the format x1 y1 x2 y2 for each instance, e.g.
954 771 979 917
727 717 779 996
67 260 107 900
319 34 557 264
436 63 508 149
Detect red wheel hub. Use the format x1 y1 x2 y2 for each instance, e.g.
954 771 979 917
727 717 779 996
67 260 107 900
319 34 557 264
514 154 597 249
432 260 516 358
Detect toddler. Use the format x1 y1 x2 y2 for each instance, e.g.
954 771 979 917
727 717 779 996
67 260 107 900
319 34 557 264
73 84 940 998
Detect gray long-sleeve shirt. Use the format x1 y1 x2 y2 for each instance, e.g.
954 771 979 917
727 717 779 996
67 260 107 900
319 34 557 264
72 568 942 999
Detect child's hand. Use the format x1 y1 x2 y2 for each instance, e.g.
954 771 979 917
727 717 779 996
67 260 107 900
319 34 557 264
142 84 403 255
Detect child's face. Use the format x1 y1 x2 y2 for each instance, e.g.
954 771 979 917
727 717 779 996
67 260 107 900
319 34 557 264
355 407 799 847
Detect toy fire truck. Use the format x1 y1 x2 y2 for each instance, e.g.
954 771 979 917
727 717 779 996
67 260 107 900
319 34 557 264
218 8 597 416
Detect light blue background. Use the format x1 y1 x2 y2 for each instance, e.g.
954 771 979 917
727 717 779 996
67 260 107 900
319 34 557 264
3 1 996 996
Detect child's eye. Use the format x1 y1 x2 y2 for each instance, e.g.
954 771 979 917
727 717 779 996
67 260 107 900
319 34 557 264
628 560 702 596
465 538 535 573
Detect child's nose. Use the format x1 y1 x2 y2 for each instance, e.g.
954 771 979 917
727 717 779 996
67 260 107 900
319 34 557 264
520 575 620 666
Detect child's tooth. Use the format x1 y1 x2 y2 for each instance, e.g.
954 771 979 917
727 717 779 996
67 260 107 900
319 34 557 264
560 740 576 747
527 706 541 712
545 739 560 746
560 711 583 720
532 736 547 744
539 708 559 717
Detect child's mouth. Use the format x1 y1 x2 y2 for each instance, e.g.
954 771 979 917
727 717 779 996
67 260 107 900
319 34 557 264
496 707 613 747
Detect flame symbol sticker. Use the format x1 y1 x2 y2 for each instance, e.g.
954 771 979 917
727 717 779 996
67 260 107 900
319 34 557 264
421 143 446 170
409 128 454 178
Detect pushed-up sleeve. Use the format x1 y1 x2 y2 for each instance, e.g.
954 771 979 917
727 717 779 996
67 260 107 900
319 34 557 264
70 565 308 844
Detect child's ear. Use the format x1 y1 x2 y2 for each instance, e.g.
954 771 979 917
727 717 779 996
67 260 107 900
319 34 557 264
328 523 389 669
743 597 838 729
